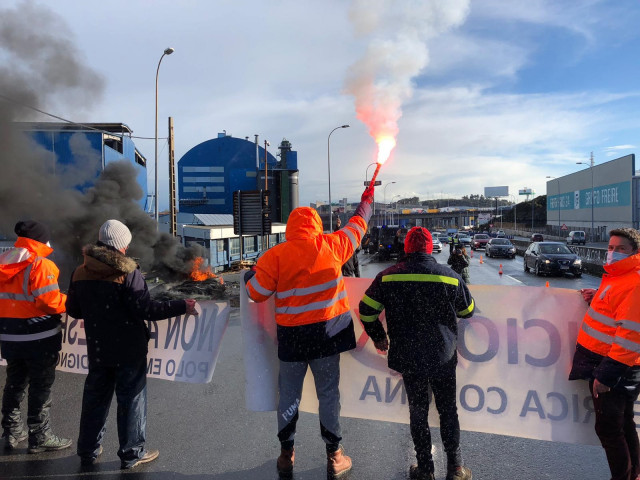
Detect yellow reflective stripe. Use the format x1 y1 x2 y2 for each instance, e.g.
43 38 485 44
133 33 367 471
457 298 475 317
361 294 384 312
360 313 379 323
382 273 459 286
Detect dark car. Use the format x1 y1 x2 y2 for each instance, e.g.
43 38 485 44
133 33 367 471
523 241 582 277
378 227 407 259
530 233 544 242
367 227 380 254
458 234 472 248
485 238 516 259
471 234 490 250
438 234 449 245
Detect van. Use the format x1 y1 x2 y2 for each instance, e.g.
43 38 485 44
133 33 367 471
566 231 586 245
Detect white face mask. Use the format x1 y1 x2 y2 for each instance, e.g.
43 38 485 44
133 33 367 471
606 251 629 265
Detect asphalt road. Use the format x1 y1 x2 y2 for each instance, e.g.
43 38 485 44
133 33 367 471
0 250 609 480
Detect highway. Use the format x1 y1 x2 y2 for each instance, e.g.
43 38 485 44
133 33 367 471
0 249 609 480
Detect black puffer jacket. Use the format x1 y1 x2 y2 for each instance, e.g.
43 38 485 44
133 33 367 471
66 244 186 367
358 252 475 374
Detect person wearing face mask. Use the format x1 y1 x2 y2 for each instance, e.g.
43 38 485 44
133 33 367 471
569 227 640 480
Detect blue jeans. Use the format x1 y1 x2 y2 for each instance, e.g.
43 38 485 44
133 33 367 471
77 359 147 466
277 354 342 452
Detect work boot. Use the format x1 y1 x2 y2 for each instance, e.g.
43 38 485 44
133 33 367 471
276 447 295 478
409 464 435 480
28 434 72 453
446 465 472 480
327 445 352 479
3 430 27 450
80 445 103 466
121 449 159 469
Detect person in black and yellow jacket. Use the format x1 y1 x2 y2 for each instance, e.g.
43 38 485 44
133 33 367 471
358 226 474 480
570 227 640 480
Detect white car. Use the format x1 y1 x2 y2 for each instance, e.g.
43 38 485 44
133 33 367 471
432 237 442 253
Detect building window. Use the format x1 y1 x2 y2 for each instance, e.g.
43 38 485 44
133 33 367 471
244 237 256 253
182 166 224 173
229 238 240 256
104 135 123 154
183 176 224 183
269 234 277 248
183 186 225 193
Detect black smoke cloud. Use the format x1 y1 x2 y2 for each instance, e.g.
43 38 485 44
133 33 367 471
0 1 204 283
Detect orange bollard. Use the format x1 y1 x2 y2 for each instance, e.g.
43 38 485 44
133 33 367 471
545 281 549 288
479 255 484 264
498 264 503 275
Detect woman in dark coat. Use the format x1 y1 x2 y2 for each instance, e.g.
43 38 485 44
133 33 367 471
447 246 471 284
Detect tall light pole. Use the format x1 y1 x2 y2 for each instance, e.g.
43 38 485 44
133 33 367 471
391 194 401 225
508 194 517 231
546 176 561 232
383 181 396 225
155 47 174 227
328 124 350 232
577 152 595 242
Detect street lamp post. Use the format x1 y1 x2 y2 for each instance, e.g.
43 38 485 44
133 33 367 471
383 181 396 225
154 47 174 227
508 194 517 232
328 124 350 232
577 152 595 242
391 194 401 225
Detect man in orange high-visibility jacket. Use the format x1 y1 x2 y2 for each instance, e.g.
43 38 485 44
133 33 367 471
570 227 640 480
245 184 374 479
0 221 71 453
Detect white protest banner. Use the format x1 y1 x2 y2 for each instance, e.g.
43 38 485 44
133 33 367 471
0 301 230 384
241 277 601 445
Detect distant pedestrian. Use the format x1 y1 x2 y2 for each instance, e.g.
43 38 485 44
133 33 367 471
447 246 470 284
66 219 198 469
0 220 72 453
358 226 474 480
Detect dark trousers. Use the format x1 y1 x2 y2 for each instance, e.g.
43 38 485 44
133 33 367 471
1 352 58 445
403 362 462 474
590 379 640 480
77 359 147 465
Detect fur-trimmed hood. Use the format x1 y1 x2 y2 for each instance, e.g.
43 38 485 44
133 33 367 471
82 244 138 279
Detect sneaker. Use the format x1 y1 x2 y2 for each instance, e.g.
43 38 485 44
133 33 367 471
3 430 28 450
121 449 159 469
446 465 472 480
409 464 435 480
80 445 103 466
28 434 72 454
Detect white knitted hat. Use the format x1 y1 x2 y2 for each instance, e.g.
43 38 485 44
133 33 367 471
99 219 132 251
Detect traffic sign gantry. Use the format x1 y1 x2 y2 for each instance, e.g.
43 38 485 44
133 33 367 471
364 181 382 186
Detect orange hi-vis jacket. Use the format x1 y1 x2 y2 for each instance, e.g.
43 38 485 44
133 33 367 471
576 252 640 370
0 237 67 343
246 206 368 328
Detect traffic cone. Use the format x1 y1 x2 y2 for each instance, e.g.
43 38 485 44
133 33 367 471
498 264 503 275
219 277 224 285
470 249 474 258
545 281 549 288
479 255 484 264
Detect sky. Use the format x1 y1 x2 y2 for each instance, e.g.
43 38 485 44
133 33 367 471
4 0 640 210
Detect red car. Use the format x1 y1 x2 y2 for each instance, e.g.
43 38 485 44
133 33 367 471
472 234 490 250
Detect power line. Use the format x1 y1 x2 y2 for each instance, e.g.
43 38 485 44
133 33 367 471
0 92 167 140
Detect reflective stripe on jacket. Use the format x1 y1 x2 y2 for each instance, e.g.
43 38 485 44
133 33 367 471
246 204 369 327
576 253 640 369
0 237 66 347
358 252 475 374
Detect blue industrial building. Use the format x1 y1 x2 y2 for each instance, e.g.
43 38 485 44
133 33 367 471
18 122 148 209
178 132 299 223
